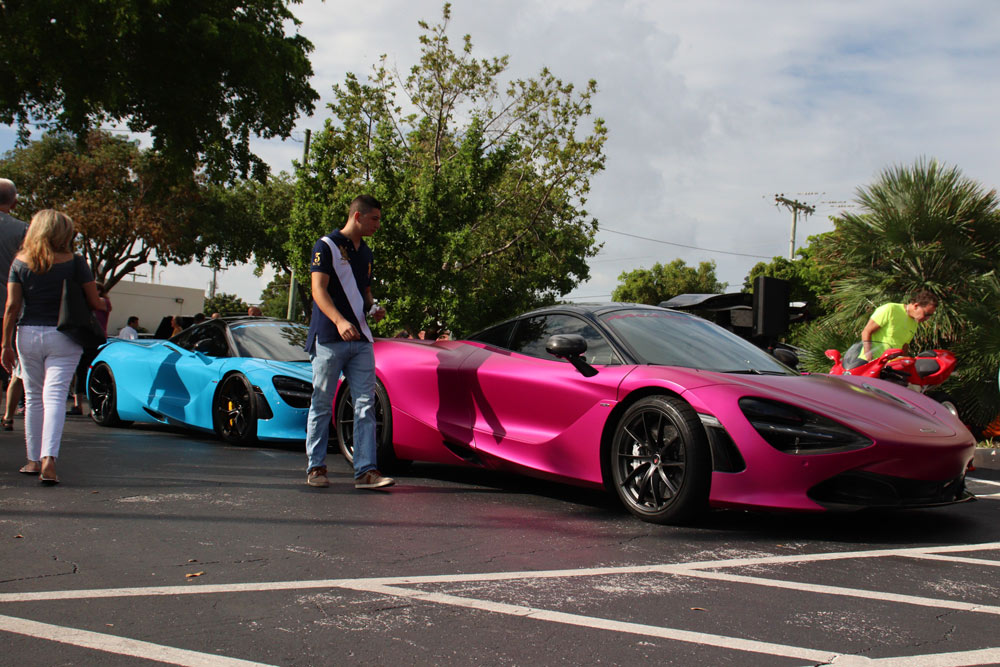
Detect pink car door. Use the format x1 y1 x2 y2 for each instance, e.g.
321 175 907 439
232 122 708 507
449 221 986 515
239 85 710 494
463 313 634 483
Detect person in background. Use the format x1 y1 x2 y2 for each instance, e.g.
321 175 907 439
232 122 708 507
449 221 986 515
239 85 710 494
118 316 139 340
211 312 221 319
192 312 206 324
247 305 263 316
70 281 111 416
170 315 183 337
0 179 28 425
1 359 21 431
860 289 938 360
2 210 107 484
0 179 27 337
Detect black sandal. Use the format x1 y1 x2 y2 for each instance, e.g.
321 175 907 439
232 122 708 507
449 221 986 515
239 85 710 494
1 418 13 431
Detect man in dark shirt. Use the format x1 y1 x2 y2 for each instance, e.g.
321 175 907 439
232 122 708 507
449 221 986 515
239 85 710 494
303 195 391 490
0 180 28 332
0 179 28 390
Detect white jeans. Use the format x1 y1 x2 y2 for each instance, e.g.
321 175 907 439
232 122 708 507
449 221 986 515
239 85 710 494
17 326 82 461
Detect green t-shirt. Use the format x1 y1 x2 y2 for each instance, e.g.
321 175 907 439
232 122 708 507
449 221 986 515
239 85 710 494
869 302 917 350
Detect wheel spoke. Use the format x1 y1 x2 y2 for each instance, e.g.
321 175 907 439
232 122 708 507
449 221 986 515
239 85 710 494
623 425 644 449
658 466 678 496
618 452 654 462
641 412 653 447
622 462 649 489
646 466 661 507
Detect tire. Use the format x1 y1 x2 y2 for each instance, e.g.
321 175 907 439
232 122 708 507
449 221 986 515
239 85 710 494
212 374 258 444
335 379 397 470
88 363 130 427
609 395 711 524
926 390 960 419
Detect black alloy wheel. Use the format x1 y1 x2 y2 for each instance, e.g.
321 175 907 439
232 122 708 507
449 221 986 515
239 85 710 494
213 374 258 444
609 395 710 524
87 362 130 427
335 380 395 469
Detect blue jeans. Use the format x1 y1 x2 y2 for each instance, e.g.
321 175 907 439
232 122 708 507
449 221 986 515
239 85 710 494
305 340 376 477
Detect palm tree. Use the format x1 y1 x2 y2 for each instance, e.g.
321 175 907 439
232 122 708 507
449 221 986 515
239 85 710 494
800 159 1000 425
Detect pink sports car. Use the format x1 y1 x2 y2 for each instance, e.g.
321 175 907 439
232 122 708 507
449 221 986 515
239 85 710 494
334 304 975 524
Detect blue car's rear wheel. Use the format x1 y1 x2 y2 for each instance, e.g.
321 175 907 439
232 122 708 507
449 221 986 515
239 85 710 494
213 374 257 444
335 380 396 469
610 395 710 524
88 362 130 427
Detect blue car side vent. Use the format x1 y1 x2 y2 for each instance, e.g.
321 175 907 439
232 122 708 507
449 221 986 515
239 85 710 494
272 376 312 410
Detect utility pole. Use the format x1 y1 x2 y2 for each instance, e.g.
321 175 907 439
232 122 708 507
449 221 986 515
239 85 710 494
287 128 310 320
201 263 226 299
774 194 816 260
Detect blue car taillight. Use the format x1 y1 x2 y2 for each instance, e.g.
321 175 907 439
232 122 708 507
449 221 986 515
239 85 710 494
738 397 872 455
272 376 312 409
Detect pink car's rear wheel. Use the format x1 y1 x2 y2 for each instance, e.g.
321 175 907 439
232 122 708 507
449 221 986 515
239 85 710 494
610 395 710 524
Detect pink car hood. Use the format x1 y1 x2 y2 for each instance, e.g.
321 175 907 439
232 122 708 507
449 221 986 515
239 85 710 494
622 366 963 440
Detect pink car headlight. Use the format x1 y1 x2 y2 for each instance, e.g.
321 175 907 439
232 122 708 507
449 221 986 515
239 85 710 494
739 397 873 455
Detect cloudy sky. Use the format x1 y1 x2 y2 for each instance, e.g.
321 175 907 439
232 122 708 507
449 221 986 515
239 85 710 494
4 0 999 307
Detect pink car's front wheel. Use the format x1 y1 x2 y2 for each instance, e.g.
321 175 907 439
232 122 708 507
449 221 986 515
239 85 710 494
335 379 397 470
610 395 711 524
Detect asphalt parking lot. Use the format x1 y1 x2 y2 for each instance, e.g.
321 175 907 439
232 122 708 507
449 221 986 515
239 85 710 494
2 416 999 666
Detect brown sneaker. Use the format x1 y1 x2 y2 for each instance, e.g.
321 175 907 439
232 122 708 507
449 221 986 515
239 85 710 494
355 470 395 489
306 466 329 488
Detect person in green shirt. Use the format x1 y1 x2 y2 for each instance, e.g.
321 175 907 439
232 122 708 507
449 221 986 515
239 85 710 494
861 289 938 360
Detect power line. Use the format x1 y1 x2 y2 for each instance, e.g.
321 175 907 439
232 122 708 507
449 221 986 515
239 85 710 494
600 227 772 260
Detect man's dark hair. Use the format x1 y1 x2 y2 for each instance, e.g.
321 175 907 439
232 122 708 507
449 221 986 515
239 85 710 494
192 312 206 323
127 316 139 326
908 289 938 308
349 194 381 217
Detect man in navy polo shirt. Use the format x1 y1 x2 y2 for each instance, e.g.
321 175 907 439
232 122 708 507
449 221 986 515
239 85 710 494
303 194 393 490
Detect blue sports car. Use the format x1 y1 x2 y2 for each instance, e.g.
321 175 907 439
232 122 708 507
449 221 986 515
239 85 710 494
86 316 313 443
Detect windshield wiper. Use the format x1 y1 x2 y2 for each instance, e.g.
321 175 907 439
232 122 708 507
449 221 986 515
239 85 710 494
720 368 787 375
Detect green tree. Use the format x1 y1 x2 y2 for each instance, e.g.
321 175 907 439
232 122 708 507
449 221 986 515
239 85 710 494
203 292 248 317
259 272 307 322
612 259 726 305
0 131 213 290
198 173 312 311
0 0 317 180
797 159 1000 423
288 3 606 338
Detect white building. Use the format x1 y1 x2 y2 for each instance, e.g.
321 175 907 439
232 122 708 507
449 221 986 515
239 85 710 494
106 281 205 337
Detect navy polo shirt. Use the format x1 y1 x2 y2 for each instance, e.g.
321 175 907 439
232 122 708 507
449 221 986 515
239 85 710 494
304 230 374 352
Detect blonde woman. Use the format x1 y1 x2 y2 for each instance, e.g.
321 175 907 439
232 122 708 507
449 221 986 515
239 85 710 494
1 210 106 484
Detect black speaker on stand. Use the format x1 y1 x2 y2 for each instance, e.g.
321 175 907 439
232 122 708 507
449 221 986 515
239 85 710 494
752 276 790 339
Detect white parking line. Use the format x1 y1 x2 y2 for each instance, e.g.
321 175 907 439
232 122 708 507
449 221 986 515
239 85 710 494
0 614 274 667
669 569 1000 615
835 648 1000 666
968 477 1000 499
905 553 1000 567
2 542 998 665
343 582 836 663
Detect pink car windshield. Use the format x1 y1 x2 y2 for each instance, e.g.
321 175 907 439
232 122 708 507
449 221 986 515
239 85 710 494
601 309 794 374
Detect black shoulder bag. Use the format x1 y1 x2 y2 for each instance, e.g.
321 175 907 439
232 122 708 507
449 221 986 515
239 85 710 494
57 259 106 349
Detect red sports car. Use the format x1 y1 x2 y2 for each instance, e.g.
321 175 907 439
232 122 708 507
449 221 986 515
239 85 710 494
334 304 975 524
